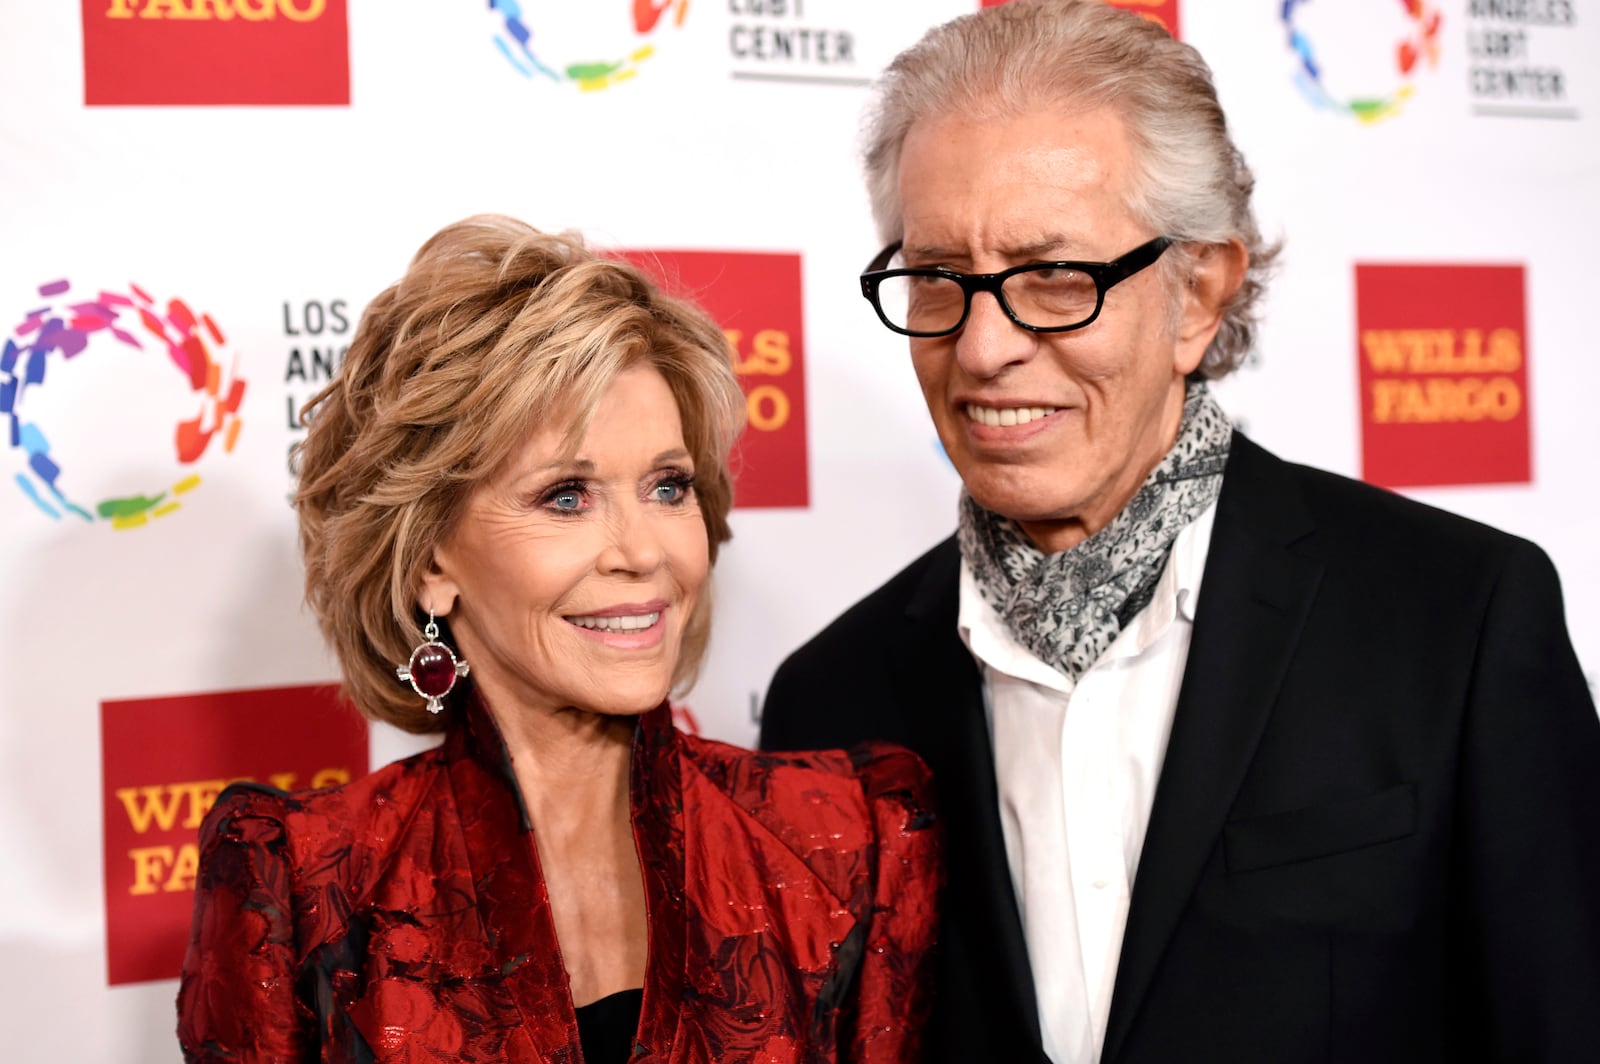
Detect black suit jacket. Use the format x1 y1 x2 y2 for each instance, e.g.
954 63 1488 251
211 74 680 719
760 434 1600 1063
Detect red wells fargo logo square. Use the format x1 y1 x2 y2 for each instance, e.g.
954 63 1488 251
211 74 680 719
82 0 350 106
618 250 809 509
1355 264 1531 489
100 683 367 986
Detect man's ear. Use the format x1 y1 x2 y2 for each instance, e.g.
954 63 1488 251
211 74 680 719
417 546 459 619
1173 238 1249 376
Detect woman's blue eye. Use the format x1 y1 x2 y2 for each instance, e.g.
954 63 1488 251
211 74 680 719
653 475 694 504
551 490 583 511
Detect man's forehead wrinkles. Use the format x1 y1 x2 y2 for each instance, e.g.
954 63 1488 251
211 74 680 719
901 233 1096 264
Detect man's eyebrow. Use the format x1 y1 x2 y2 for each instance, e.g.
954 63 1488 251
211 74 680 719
902 235 1092 265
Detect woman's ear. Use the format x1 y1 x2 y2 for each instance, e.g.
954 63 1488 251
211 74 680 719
418 546 460 619
1173 238 1249 376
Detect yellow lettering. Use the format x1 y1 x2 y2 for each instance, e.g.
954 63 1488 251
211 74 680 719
128 846 176 895
311 767 351 789
128 844 202 895
1365 328 1525 375
180 779 231 828
104 0 327 20
1488 328 1522 372
279 0 325 20
165 843 201 892
1361 330 1409 373
117 767 355 839
1370 376 1522 423
116 786 188 834
117 778 234 832
726 328 794 376
746 329 792 375
1371 379 1402 423
1455 378 1487 420
746 385 790 432
139 0 200 17
1482 376 1521 420
1407 330 1453 373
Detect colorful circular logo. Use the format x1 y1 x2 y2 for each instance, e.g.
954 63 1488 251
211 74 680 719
488 1 691 91
2 279 247 530
1283 0 1443 123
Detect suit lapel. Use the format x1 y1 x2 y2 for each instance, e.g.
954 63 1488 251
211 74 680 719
1101 435 1324 1064
897 539 1045 1055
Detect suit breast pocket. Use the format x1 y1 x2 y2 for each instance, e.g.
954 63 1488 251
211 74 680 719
1224 782 1418 874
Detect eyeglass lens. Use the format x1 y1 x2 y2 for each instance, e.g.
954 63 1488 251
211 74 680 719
874 266 1102 334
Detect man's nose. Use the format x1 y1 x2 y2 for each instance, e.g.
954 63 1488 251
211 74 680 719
952 287 1035 379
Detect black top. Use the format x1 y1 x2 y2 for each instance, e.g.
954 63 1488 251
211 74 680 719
574 987 643 1064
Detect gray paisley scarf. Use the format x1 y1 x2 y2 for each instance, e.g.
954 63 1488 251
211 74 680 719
957 382 1232 681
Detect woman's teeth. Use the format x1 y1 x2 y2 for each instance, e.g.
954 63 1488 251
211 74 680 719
568 612 659 632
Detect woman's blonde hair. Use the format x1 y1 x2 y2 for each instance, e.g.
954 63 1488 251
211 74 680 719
295 215 745 733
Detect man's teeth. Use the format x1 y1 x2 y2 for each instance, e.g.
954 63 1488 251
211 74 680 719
568 612 660 632
966 404 1058 427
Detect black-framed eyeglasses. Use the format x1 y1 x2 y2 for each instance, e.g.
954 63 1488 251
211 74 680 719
859 235 1173 337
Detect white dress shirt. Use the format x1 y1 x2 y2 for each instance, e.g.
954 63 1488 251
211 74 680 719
957 504 1216 1064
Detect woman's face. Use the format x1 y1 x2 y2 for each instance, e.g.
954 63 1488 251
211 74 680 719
423 364 710 720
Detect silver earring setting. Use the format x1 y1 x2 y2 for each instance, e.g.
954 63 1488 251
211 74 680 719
396 612 469 714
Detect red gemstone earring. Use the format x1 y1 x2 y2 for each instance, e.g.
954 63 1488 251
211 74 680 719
396 611 469 714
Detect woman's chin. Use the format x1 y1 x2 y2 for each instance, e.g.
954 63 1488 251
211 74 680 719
573 683 672 719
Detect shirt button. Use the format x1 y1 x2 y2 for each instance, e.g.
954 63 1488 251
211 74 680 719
1092 878 1109 890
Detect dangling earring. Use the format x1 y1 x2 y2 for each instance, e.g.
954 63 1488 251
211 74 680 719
396 611 470 714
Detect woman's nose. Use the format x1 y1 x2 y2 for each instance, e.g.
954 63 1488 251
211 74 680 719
597 503 664 575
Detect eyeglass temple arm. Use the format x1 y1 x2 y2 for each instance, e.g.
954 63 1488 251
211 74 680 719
1103 236 1173 284
864 241 903 273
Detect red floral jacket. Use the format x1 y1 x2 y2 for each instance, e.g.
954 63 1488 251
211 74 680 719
176 695 940 1063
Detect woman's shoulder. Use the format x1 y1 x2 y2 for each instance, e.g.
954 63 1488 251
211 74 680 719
676 732 940 919
682 731 931 798
677 731 935 849
199 743 448 871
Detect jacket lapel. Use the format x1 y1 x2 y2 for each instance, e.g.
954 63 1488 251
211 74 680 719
1101 434 1324 1064
631 705 688 1061
897 539 1045 1056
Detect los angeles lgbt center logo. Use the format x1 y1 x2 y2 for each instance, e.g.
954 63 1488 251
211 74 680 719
1282 0 1443 123
2 280 247 530
488 0 692 91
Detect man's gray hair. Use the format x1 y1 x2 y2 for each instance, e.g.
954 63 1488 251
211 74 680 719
863 0 1278 378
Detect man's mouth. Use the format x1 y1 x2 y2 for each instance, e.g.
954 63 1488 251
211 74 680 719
965 403 1059 427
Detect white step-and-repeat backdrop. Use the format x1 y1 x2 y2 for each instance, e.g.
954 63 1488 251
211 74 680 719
2 1 1595 1058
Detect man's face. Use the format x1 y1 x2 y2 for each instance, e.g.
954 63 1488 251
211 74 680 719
896 106 1209 552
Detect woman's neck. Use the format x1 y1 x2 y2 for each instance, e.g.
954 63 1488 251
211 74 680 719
492 703 636 829
482 697 648 1007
